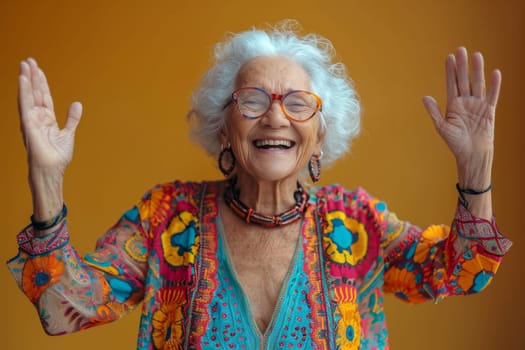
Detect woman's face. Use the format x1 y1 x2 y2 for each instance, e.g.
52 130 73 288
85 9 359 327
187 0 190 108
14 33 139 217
222 56 324 183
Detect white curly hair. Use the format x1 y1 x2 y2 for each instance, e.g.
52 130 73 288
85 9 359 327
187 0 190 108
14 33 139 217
188 20 361 168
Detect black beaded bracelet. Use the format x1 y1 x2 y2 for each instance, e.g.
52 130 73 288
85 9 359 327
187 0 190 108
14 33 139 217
30 203 68 231
456 183 492 209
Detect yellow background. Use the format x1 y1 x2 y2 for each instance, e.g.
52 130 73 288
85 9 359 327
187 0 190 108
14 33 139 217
1 0 523 349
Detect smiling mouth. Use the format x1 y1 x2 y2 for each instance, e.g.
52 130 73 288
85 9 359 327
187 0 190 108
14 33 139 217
253 139 295 150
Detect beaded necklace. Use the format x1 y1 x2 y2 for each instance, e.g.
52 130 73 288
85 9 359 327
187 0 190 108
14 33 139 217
223 177 309 228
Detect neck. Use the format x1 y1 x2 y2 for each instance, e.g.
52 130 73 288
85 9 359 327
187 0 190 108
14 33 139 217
231 173 301 216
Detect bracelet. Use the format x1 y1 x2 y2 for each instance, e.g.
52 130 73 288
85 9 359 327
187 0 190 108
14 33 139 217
30 203 68 231
456 183 492 209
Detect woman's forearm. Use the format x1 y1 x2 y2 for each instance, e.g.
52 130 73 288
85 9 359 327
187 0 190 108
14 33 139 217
28 166 65 234
456 150 493 220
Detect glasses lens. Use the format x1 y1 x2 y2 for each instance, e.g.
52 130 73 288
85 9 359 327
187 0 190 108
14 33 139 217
235 88 269 119
283 91 319 120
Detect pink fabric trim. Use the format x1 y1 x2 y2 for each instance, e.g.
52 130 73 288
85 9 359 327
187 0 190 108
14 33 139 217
455 201 512 256
302 204 330 349
188 183 220 348
17 220 70 256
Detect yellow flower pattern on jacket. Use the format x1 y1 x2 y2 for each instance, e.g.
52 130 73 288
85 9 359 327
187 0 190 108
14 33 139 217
323 211 368 265
334 285 361 350
161 211 200 267
151 288 186 350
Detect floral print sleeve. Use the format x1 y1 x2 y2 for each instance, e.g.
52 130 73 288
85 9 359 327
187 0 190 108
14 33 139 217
381 197 512 304
6 204 150 335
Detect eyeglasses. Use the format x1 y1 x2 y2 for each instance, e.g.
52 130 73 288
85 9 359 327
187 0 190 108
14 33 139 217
224 87 322 122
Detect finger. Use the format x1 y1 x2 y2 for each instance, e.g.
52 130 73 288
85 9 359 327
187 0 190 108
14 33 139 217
487 69 502 108
65 102 83 133
20 59 32 81
471 52 485 98
445 54 459 100
27 58 44 106
38 67 55 111
422 96 444 130
455 47 471 96
18 61 35 118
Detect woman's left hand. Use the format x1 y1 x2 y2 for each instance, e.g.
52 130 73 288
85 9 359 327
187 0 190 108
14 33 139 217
422 47 501 189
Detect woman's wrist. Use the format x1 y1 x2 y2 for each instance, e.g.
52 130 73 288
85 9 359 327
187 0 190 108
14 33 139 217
455 151 493 191
31 203 67 231
28 167 65 222
456 182 492 210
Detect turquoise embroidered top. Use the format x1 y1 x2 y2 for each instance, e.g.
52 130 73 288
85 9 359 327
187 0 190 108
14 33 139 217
7 181 512 349
200 220 312 349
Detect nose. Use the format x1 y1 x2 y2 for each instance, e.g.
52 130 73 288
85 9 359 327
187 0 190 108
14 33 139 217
260 100 290 128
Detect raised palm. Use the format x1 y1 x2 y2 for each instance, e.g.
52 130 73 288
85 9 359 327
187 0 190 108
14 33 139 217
18 58 82 173
423 47 501 166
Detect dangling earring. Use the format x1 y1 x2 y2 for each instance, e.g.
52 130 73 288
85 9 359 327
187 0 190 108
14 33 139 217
308 151 323 183
218 143 236 177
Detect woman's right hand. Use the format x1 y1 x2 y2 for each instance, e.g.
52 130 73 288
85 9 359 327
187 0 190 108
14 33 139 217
19 58 82 172
19 58 82 222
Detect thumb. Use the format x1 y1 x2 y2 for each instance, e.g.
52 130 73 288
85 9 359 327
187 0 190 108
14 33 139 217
422 96 444 129
65 101 82 133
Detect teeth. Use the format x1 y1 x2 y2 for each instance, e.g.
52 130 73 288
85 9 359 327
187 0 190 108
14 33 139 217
254 139 293 148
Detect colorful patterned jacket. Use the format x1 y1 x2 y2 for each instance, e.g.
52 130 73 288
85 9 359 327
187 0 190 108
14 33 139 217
7 181 512 349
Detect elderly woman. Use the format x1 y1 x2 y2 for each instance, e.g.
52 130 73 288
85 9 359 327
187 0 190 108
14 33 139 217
9 24 511 350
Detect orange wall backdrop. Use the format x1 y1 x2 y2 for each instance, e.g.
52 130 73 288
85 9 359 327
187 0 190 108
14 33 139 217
1 0 523 349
